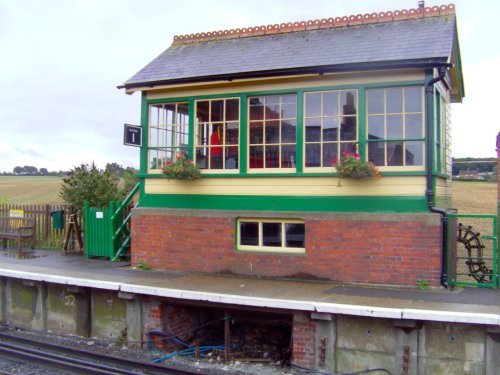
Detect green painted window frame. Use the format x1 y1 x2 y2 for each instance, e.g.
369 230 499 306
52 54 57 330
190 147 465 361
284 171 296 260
140 79 428 178
247 93 298 173
147 101 190 171
194 97 241 174
303 89 359 170
365 86 425 170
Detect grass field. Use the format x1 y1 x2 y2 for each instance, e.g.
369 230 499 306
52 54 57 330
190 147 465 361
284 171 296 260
452 180 497 215
0 176 64 204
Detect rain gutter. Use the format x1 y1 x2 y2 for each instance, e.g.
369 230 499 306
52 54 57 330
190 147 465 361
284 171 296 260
425 65 452 287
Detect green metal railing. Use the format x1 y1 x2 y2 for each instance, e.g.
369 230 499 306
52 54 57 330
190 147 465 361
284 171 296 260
84 183 139 260
446 213 497 288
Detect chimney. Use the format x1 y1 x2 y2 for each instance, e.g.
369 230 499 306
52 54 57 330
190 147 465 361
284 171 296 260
418 1 425 9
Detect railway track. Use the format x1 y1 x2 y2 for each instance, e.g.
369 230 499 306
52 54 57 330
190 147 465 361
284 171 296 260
0 331 205 375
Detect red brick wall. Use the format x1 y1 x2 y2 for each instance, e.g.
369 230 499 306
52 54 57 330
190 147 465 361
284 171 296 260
292 312 316 368
132 210 442 286
142 297 199 351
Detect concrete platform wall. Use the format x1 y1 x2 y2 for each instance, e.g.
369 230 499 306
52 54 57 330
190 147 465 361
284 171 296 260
1 276 499 375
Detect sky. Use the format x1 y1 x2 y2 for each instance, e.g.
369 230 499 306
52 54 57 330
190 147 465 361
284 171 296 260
0 0 498 172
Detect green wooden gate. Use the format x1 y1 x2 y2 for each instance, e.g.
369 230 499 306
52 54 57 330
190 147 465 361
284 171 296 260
446 212 498 288
84 183 139 260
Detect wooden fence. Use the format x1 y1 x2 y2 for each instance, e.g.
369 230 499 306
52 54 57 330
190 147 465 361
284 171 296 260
0 204 70 249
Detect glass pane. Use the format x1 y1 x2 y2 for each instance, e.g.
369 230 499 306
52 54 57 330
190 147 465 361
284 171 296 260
387 141 404 166
367 89 384 114
368 116 384 140
149 127 160 147
387 115 403 139
305 93 321 117
285 223 305 248
226 122 239 144
323 117 339 141
368 142 385 166
305 144 321 167
195 147 208 169
265 96 280 120
177 102 189 117
386 88 403 113
211 100 224 122
240 222 259 246
210 124 223 169
177 125 189 147
323 143 337 167
341 91 357 115
405 114 423 138
405 141 424 166
265 121 280 143
196 121 209 146
225 147 238 169
323 92 339 117
196 101 210 123
263 222 281 247
249 146 263 168
249 122 263 144
340 116 357 141
281 145 296 168
340 143 357 156
265 146 279 168
281 120 296 143
164 104 176 125
281 102 296 119
305 119 321 142
405 87 422 113
226 99 239 121
149 105 160 126
249 97 264 120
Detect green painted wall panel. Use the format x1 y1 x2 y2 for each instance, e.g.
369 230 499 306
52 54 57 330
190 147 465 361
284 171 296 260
140 194 428 213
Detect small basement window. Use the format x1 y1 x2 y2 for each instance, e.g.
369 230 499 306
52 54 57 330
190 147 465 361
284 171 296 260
237 219 305 253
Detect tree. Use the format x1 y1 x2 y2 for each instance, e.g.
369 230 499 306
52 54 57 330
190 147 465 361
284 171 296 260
13 166 23 175
59 162 121 214
39 168 49 176
105 162 125 175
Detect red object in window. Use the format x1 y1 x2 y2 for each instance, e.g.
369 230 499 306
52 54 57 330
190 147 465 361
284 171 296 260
210 130 222 155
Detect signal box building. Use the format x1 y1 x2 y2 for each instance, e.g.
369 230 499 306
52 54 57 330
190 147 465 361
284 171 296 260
120 4 462 288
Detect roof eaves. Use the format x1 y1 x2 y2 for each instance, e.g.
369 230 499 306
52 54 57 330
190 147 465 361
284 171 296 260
118 58 451 91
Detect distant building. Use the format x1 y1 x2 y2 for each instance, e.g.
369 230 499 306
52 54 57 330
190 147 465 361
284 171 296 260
459 168 480 179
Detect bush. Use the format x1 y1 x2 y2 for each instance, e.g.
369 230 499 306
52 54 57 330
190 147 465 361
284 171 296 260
60 162 121 214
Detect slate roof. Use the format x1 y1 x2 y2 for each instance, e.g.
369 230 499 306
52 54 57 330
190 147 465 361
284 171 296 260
121 5 458 90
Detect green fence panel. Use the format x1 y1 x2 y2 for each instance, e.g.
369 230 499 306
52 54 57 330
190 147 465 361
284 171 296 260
447 213 497 288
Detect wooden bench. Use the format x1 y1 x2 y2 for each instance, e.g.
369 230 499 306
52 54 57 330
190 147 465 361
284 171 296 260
0 217 36 251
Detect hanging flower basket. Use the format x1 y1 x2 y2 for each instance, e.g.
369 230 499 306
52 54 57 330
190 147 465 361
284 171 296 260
162 155 201 180
333 152 380 184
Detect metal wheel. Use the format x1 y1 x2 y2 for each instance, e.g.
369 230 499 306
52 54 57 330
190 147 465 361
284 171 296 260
457 223 492 283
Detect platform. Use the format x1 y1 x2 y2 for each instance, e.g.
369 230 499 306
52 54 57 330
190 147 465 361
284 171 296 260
1 249 499 326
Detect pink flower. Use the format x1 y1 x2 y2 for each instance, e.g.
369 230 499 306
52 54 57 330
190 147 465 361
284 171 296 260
332 159 337 165
176 155 182 159
344 151 351 156
166 161 172 165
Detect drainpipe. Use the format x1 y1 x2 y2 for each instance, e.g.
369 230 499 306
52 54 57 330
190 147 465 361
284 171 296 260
425 66 449 286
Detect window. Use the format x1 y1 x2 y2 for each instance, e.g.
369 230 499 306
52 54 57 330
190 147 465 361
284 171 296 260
304 90 358 168
149 102 189 170
248 95 297 170
237 219 305 253
195 98 240 171
367 87 424 168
